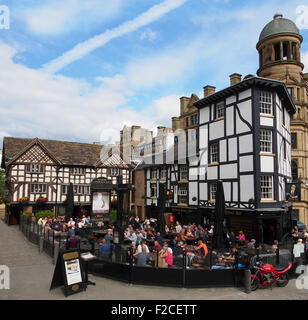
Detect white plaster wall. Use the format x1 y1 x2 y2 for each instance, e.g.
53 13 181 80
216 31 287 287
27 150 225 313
226 106 234 136
240 175 254 202
239 89 252 100
240 155 254 172
228 138 238 161
220 163 237 179
209 120 224 141
220 139 227 162
189 182 198 205
199 107 210 124
239 134 253 154
260 156 274 173
199 183 208 201
207 166 218 180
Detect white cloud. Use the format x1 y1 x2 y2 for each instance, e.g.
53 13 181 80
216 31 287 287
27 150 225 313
140 28 158 41
0 42 156 145
21 0 126 36
302 51 308 72
42 0 188 74
296 5 308 29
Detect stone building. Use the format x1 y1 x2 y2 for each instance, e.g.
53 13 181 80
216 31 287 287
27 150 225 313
256 13 308 226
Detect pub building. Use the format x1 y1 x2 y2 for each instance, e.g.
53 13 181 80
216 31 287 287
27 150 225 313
1 137 131 225
139 76 296 244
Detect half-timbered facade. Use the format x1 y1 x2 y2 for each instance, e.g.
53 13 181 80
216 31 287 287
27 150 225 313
140 76 296 243
1 137 130 224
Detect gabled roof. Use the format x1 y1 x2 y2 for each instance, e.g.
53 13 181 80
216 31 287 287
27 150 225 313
1 137 130 169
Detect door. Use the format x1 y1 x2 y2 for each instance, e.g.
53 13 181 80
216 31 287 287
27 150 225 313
262 219 276 244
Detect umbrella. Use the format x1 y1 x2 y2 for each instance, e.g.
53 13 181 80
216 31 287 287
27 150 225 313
157 184 167 235
65 183 74 222
214 180 226 249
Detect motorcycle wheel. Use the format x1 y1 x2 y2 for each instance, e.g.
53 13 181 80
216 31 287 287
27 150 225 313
276 274 289 287
251 276 259 291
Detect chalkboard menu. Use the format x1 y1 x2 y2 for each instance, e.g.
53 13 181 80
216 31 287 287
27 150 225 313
50 249 86 297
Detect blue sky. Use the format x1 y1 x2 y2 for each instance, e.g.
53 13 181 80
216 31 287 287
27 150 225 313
0 0 308 146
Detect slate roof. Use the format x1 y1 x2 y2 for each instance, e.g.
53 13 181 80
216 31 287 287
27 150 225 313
1 137 129 168
259 14 301 42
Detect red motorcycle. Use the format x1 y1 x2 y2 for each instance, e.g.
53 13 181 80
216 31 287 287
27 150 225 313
250 260 292 291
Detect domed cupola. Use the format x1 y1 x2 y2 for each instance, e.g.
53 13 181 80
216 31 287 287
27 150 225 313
256 14 304 81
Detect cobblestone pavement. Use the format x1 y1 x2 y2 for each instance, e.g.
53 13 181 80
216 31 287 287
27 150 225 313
0 219 308 300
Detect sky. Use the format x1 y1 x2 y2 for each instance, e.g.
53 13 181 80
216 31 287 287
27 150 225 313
0 0 308 147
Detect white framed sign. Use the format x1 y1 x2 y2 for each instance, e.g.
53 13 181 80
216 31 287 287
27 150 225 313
92 192 110 214
64 259 82 286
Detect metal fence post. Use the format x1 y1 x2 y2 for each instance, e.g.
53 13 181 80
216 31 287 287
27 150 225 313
182 251 186 288
276 247 280 265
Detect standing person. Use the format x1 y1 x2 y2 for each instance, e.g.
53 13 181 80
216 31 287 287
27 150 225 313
136 247 151 267
293 238 305 266
272 240 279 253
104 229 113 244
137 240 150 254
158 246 168 268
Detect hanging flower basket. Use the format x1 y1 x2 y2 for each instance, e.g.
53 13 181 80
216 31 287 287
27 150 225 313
18 197 29 205
36 196 47 203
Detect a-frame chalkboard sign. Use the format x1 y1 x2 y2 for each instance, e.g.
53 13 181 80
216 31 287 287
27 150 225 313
50 249 86 297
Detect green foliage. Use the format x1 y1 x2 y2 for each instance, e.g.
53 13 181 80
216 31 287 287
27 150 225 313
109 209 117 223
130 209 135 216
36 210 53 221
22 212 32 218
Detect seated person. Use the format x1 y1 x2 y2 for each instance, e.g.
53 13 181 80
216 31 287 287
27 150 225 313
247 239 256 250
194 240 208 259
155 232 163 247
153 240 162 253
68 235 78 249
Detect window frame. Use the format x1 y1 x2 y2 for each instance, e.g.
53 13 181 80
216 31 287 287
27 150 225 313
260 129 272 153
178 184 188 204
179 165 188 181
260 175 273 200
209 142 219 163
26 164 45 174
31 183 47 194
210 183 217 201
215 102 224 119
260 91 273 115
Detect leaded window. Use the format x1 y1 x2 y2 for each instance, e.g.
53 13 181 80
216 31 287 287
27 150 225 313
260 175 273 200
260 91 272 115
260 129 272 153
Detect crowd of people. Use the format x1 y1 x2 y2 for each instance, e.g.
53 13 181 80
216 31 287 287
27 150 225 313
108 216 276 270
33 212 290 269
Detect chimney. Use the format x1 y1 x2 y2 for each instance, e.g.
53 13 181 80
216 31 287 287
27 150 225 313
229 73 242 86
180 97 190 115
203 85 216 97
